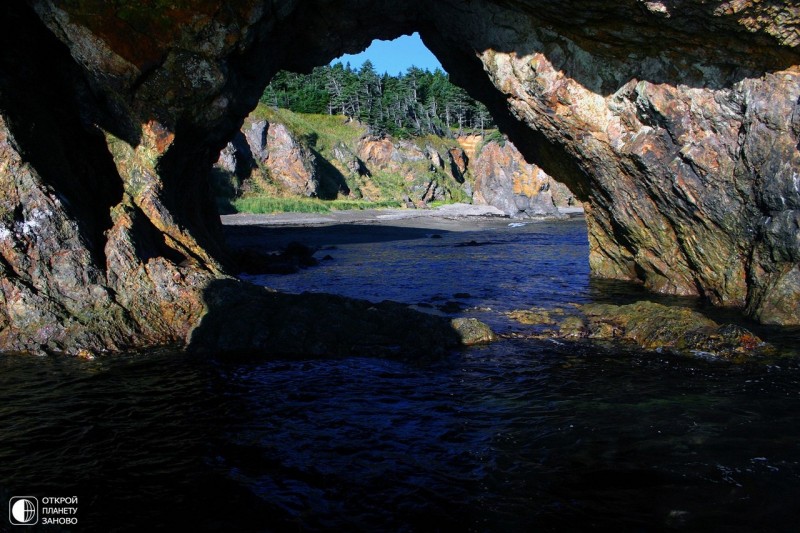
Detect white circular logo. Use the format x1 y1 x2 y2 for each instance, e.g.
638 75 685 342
11 498 36 524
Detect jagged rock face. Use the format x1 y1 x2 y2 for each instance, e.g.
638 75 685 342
448 147 468 182
216 120 318 196
357 137 428 174
422 0 800 324
357 137 457 203
332 142 369 177
220 109 574 208
260 121 319 196
458 136 579 215
221 110 574 213
472 139 564 217
0 0 798 354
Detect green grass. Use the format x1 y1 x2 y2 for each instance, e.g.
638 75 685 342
249 106 365 158
233 197 331 214
232 196 402 214
330 199 402 210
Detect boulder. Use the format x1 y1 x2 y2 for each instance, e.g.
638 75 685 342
451 317 496 346
472 138 562 217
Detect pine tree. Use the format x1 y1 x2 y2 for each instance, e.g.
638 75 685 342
262 64 495 136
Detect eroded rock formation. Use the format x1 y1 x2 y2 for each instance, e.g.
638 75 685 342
217 118 319 197
472 137 577 217
0 0 798 354
425 1 800 325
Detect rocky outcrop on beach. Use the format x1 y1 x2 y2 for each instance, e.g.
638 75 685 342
0 0 797 354
472 139 567 217
356 136 458 203
217 117 318 197
459 134 579 216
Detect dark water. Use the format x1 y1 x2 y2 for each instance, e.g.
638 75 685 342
2 218 799 532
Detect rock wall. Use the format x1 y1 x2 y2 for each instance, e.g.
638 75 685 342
422 1 800 324
0 0 797 354
470 137 579 217
217 118 319 197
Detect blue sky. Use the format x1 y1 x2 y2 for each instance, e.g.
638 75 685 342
331 33 443 75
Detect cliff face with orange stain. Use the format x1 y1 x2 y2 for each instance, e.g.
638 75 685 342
472 138 579 217
428 1 800 323
216 110 576 214
0 0 798 354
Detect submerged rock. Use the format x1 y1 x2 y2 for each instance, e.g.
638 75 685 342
507 301 769 360
451 317 497 346
189 281 488 357
234 241 319 275
506 308 560 325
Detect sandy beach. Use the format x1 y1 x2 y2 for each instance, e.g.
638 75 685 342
221 203 586 255
221 203 584 230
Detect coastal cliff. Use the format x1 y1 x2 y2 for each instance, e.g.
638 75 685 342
0 0 798 354
213 106 576 216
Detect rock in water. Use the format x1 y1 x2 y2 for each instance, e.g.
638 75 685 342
451 318 497 346
508 301 770 359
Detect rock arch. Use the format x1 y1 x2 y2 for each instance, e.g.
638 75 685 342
0 0 798 354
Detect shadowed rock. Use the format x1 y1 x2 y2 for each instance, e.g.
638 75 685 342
188 280 470 358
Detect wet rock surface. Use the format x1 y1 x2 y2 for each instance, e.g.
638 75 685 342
0 0 798 354
507 301 771 360
451 317 497 345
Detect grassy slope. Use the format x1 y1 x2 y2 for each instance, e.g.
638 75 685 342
224 105 486 214
250 106 366 157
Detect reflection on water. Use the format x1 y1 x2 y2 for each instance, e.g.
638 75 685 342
1 218 799 531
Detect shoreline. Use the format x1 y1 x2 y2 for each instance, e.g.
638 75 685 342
221 203 585 229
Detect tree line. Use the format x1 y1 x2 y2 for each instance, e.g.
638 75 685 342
260 62 495 137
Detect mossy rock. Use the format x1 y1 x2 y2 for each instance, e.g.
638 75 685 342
451 318 496 345
575 301 766 358
506 308 557 325
559 316 589 338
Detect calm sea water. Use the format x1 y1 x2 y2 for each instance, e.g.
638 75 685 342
1 218 799 531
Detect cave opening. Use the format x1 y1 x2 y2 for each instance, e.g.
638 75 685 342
212 31 596 342
1 1 798 357
217 29 588 288
3 5 800 528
